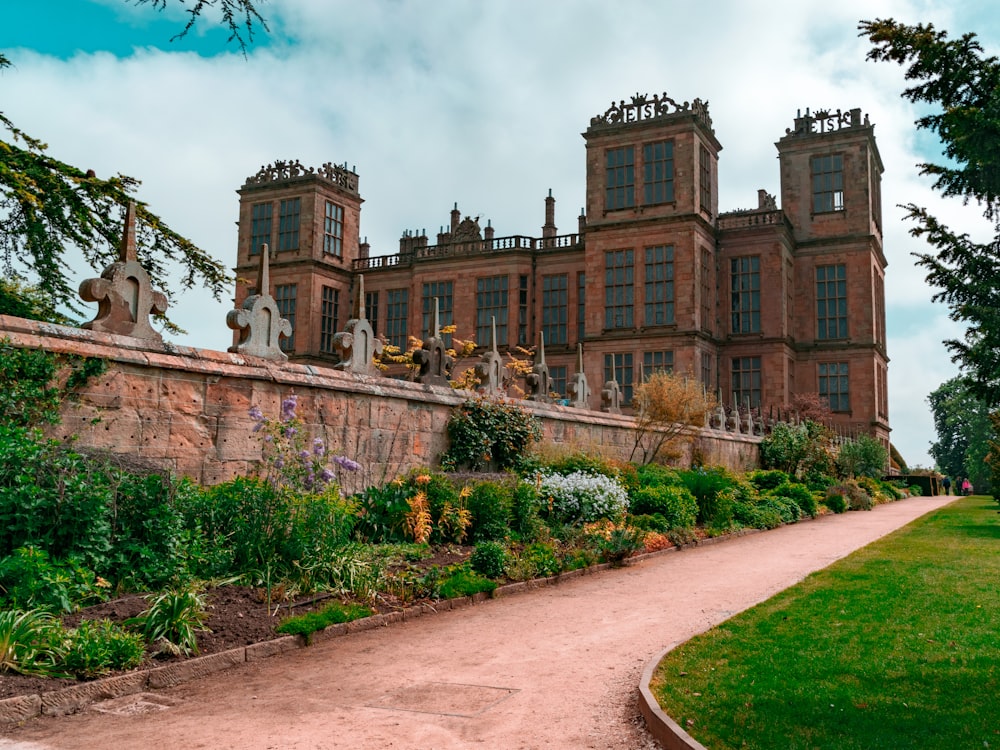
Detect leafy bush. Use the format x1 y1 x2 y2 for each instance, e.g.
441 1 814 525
440 397 542 471
630 485 698 531
470 541 508 578
509 481 543 541
827 482 873 511
771 481 819 518
0 546 105 614
747 469 790 492
758 495 802 524
126 588 209 656
537 471 629 524
732 498 783 530
437 569 497 599
466 481 510 542
276 601 374 644
824 492 848 514
588 524 644 566
678 466 737 526
62 619 145 678
629 513 671 533
837 435 889 479
352 482 413 543
504 542 562 580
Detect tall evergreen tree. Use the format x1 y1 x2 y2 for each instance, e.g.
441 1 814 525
927 377 993 492
860 19 1000 405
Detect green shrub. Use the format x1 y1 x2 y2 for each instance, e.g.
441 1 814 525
837 435 889 479
678 467 737 526
591 526 644 566
505 542 561 580
352 482 413 543
541 452 621 481
466 481 511 542
0 547 105 614
276 601 374 644
909 484 924 497
827 482 873 511
630 485 698 530
747 469 790 492
771 481 819 518
634 463 683 489
470 541 508 578
440 397 542 472
824 492 848 513
629 513 671 533
126 588 209 656
732 500 783 530
62 619 145 678
759 495 802 524
509 482 543 541
438 569 497 599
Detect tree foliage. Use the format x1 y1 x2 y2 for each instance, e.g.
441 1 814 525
0 0 270 326
860 19 1000 405
629 372 714 465
928 376 993 492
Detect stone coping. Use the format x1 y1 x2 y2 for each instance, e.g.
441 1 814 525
0 525 772 728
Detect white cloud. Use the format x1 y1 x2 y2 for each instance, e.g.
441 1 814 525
2 0 995 468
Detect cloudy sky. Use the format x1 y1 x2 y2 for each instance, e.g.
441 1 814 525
2 0 996 468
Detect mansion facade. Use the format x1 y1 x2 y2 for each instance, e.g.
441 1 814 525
232 93 890 443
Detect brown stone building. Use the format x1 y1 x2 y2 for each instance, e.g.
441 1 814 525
233 93 889 443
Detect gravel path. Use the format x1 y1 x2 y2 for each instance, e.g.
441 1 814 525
2 495 954 750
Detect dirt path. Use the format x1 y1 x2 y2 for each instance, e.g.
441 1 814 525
2 496 954 750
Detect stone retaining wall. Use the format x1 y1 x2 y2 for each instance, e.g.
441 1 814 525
0 315 759 488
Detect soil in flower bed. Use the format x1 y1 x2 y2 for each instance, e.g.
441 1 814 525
0 547 474 701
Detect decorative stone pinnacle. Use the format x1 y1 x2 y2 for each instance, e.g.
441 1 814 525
526 331 552 403
600 377 622 414
567 343 591 409
333 275 383 375
414 297 453 387
79 201 168 341
226 242 292 360
474 315 504 395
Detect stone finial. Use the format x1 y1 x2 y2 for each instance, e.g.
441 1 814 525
567 343 591 408
414 297 453 387
525 331 552 403
226 243 292 360
79 202 169 341
333 275 383 375
600 378 622 414
474 316 504 395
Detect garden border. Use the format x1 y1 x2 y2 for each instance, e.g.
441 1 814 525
0 527 769 727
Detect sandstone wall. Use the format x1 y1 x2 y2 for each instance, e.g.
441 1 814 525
1 316 759 491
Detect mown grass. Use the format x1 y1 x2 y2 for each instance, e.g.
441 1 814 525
651 495 1000 750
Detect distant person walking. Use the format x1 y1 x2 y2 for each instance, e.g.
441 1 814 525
962 478 972 495
942 476 952 495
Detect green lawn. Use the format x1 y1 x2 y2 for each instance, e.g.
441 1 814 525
651 495 1000 750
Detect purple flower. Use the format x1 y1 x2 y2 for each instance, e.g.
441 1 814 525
304 471 315 490
264 434 273 443
312 438 326 456
298 450 311 460
284 426 298 439
320 468 336 483
332 455 361 472
248 405 264 422
274 457 285 469
280 395 298 421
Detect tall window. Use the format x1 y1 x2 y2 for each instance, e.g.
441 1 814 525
422 281 453 348
643 141 673 205
812 154 844 213
644 245 674 326
699 145 712 214
819 362 850 412
323 201 344 257
550 365 567 398
642 350 673 380
275 284 297 352
386 289 408 351
518 275 529 345
700 248 713 333
732 356 761 408
605 146 635 210
730 256 761 334
874 271 886 347
250 203 272 255
604 352 634 404
542 274 568 345
365 290 379 337
277 198 300 251
701 351 713 390
577 272 586 341
320 286 340 354
605 249 634 329
816 264 848 339
476 276 508 346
